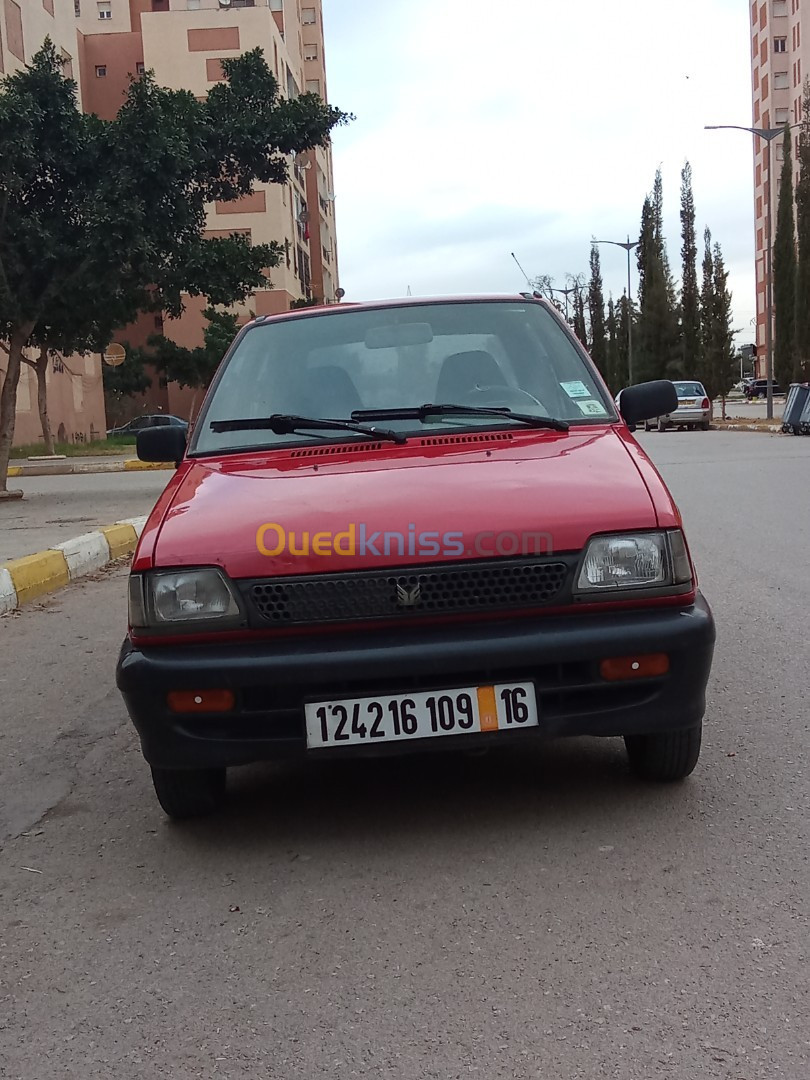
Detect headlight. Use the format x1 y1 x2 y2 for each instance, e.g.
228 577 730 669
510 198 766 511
575 530 692 597
129 569 243 630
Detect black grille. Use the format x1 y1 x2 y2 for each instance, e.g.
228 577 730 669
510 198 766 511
244 557 570 626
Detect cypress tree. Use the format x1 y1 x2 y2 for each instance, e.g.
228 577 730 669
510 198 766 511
773 124 797 389
572 288 588 349
636 172 679 381
587 245 607 375
795 78 810 381
680 161 701 373
606 297 619 392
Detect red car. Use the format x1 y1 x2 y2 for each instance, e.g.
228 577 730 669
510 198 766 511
117 296 715 818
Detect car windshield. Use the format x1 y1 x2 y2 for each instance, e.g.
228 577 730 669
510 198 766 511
673 382 704 397
191 300 616 454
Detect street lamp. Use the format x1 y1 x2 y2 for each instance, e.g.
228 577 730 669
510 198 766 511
594 238 639 384
546 284 584 323
705 122 799 420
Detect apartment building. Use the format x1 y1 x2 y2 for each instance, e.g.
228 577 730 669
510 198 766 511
750 0 807 374
1 0 339 438
79 0 339 417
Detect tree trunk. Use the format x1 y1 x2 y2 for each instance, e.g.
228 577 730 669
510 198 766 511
721 396 726 421
35 348 55 455
0 327 34 493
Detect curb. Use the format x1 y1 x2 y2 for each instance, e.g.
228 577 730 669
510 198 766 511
0 515 147 615
7 460 174 478
712 423 783 433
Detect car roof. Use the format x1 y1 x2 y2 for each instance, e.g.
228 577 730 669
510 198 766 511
248 294 554 328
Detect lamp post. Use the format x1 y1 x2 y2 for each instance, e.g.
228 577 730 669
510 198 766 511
704 123 799 420
547 285 583 324
594 238 639 384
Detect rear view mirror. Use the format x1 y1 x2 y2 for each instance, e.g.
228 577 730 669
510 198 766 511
137 425 187 466
364 322 434 349
618 381 678 427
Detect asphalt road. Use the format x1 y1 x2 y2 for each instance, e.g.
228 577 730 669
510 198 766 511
1 430 809 1079
1 471 170 562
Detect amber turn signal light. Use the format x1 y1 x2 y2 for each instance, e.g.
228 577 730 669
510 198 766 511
167 689 235 713
599 654 670 681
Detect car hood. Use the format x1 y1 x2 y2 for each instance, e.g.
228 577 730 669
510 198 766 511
146 427 660 578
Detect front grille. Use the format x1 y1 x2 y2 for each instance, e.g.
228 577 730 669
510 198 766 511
243 556 571 626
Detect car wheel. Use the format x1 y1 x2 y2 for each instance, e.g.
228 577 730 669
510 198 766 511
701 419 710 431
150 766 226 819
643 420 652 432
624 724 702 782
657 418 667 432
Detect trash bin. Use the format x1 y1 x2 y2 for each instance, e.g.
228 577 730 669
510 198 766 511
800 387 810 435
782 383 810 434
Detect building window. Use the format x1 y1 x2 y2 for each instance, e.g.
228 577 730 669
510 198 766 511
776 107 789 123
187 0 201 7
95 65 107 77
74 0 81 13
774 0 787 12
304 44 318 61
774 36 787 51
61 50 74 79
302 7 316 23
136 61 145 74
231 0 256 7
306 79 321 95
97 1 111 19
270 0 283 9
154 315 164 332
774 70 790 89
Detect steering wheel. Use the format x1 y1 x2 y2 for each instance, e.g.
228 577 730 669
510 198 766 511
460 385 544 409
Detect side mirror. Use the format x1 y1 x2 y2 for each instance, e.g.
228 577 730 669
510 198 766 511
137 425 187 466
618 380 678 427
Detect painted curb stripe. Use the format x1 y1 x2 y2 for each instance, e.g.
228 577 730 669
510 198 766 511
7 460 174 477
0 518 147 614
5 550 70 606
100 523 138 560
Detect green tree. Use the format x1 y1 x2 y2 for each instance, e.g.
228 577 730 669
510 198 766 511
572 283 588 349
773 124 797 390
679 161 701 373
635 171 679 381
614 294 631 390
0 42 349 493
606 297 619 392
795 79 810 381
699 230 737 403
587 244 607 375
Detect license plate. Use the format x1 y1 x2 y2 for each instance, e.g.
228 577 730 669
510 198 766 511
305 683 538 749
679 400 696 407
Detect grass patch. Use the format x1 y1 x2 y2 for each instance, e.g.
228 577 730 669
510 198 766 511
11 435 136 459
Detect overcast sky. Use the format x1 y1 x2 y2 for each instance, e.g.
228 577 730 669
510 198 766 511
322 0 757 344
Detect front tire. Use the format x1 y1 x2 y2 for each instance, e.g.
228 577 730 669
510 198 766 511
657 418 667 432
624 724 702 782
701 419 710 431
150 766 226 819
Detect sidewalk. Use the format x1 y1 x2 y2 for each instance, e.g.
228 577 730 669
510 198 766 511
8 454 173 477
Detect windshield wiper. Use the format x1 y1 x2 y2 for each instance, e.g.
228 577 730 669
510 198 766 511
210 414 407 444
352 404 569 432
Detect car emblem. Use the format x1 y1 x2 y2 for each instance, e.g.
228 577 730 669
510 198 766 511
396 583 422 608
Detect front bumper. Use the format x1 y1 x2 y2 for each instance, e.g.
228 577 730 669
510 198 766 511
117 595 715 769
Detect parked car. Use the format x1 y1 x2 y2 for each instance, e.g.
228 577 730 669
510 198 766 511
117 296 715 818
744 378 784 400
107 414 188 438
644 380 712 431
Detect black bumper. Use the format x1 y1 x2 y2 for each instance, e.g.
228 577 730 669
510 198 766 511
116 595 715 769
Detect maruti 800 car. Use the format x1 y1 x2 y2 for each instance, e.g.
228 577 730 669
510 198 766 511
117 296 716 818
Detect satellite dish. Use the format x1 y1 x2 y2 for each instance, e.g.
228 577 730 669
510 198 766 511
103 343 126 368
298 208 310 223
219 0 232 7
335 288 346 300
